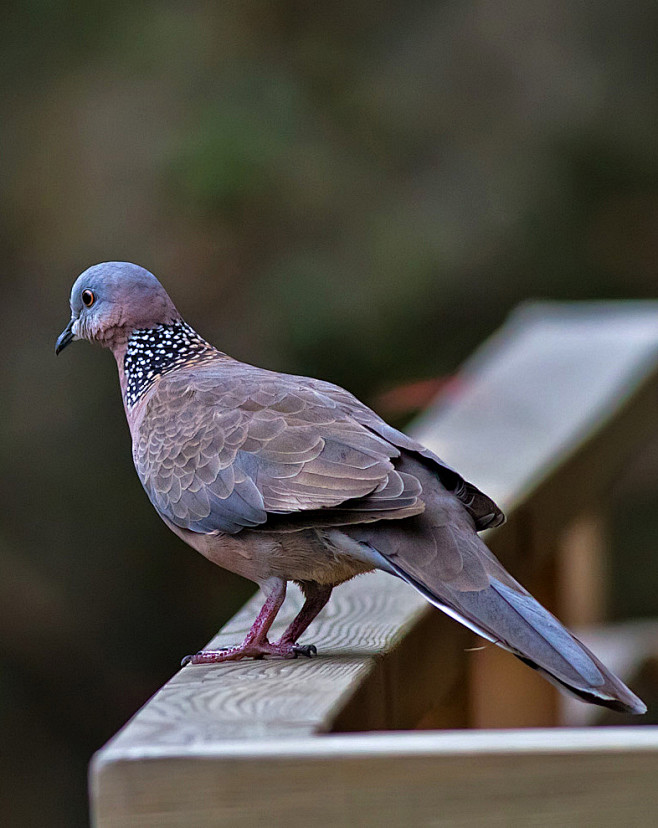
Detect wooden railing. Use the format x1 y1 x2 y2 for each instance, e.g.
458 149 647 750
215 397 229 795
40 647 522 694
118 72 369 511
91 302 658 826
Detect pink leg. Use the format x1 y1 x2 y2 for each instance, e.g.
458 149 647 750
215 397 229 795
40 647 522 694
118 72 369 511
182 580 333 666
182 578 289 665
273 582 332 650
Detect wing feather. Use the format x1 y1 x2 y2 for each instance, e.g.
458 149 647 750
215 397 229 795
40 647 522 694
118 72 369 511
134 363 424 534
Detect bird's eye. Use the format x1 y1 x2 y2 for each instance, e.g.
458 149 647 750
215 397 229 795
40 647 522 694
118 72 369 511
81 289 95 308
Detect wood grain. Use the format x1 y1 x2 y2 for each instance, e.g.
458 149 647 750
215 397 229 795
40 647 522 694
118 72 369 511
104 572 430 753
93 728 658 827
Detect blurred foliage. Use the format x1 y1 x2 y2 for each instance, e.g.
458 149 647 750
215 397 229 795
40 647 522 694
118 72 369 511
1 1 658 824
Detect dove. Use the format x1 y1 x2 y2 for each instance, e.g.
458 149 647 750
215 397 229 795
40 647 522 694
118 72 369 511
56 262 646 715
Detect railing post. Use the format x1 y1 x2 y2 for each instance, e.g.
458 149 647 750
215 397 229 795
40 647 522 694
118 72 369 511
557 510 608 629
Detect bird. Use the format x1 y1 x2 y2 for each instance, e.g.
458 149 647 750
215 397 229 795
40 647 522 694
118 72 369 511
56 261 646 715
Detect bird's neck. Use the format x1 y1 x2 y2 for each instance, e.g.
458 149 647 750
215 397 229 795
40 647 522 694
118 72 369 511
119 320 217 409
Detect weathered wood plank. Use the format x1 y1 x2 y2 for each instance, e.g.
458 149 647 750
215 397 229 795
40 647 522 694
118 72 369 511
413 301 658 512
104 572 431 752
93 728 658 827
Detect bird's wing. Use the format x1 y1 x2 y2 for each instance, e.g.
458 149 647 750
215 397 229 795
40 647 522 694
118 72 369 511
296 376 505 530
134 362 424 534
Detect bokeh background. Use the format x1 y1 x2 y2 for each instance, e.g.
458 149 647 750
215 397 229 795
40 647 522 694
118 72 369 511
2 2 658 824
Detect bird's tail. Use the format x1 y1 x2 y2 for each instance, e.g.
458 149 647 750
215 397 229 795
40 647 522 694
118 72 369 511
348 511 646 715
389 555 645 714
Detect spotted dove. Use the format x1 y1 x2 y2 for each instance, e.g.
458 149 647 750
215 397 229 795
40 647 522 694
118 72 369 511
56 262 646 715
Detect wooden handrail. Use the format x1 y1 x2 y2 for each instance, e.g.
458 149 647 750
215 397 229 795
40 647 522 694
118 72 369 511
91 301 658 826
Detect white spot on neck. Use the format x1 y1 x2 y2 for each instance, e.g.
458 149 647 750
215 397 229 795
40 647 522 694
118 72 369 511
124 321 214 408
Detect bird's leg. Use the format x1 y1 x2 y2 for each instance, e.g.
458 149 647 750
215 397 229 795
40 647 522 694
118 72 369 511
182 581 333 665
270 582 333 657
182 578 288 665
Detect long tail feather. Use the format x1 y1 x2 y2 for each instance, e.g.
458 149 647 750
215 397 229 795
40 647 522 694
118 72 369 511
383 554 645 714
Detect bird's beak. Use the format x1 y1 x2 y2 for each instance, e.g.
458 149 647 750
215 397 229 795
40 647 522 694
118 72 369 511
55 318 76 355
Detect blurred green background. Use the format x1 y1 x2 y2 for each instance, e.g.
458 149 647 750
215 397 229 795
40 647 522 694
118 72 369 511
2 2 658 824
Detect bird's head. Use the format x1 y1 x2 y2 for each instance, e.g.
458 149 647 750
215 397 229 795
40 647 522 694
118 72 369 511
55 262 181 354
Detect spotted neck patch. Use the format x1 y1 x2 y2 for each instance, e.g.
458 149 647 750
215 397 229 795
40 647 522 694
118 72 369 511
124 321 215 408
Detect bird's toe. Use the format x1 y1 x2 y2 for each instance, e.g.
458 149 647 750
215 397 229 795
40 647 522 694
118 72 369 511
293 643 318 658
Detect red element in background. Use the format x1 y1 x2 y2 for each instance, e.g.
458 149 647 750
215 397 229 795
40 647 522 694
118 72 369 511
374 376 463 419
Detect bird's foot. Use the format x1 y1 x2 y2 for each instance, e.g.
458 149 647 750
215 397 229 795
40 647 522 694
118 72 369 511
181 640 317 666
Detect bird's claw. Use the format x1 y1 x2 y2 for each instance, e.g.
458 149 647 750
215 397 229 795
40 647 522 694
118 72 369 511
181 647 230 666
293 643 318 658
